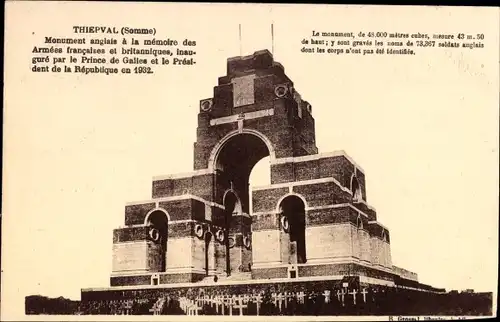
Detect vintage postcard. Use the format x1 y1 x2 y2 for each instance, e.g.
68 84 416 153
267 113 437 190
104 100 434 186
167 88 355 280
1 2 499 321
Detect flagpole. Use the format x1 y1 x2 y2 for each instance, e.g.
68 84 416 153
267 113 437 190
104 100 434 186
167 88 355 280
239 24 242 56
271 23 274 56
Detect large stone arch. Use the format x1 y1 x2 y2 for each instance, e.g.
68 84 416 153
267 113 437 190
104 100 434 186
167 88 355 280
209 132 273 276
210 130 273 214
207 129 276 173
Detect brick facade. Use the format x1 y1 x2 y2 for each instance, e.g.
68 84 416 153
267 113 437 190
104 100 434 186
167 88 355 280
106 49 416 288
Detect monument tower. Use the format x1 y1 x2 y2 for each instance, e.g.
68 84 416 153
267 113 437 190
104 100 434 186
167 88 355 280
110 49 400 287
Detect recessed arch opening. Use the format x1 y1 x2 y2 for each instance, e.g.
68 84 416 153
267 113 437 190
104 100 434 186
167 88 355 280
214 132 271 214
145 210 169 272
209 130 275 171
279 195 307 264
222 190 243 216
351 176 363 202
357 214 364 230
212 131 272 276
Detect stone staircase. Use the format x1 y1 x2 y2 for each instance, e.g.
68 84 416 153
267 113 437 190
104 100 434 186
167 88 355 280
200 272 252 284
219 272 252 281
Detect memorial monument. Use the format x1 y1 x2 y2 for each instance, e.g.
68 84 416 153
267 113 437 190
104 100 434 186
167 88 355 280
80 50 446 316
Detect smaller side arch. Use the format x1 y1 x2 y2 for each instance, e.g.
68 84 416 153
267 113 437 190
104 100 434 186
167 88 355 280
275 192 309 213
356 214 364 230
350 174 363 201
350 173 358 192
222 189 243 215
144 208 171 225
222 189 241 207
276 192 308 264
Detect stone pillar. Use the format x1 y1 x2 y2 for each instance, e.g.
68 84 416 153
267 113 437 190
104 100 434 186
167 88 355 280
289 241 298 264
147 242 163 272
165 236 194 272
228 232 243 273
207 234 216 275
112 241 150 274
164 221 206 279
351 224 361 259
112 226 163 275
213 228 226 275
370 236 382 267
280 228 291 264
359 229 372 264
385 241 392 268
226 213 252 273
251 213 282 268
306 223 354 263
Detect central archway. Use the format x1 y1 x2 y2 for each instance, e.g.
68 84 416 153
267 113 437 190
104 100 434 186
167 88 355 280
209 129 275 169
213 132 272 213
212 131 272 276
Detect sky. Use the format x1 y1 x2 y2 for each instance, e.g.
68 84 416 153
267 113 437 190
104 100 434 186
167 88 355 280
2 2 499 320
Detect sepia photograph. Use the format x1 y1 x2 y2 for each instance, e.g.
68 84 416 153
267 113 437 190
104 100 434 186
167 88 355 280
2 2 499 320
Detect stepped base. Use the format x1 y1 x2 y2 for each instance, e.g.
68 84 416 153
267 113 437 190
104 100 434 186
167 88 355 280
79 276 492 316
